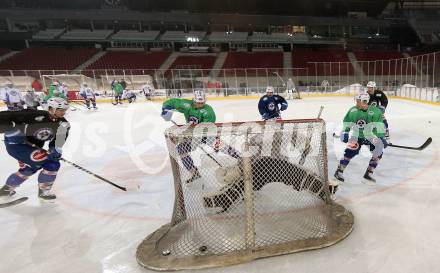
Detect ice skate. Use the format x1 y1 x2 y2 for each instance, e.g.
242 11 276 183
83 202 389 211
362 170 376 185
334 169 345 182
0 184 16 198
38 189 56 202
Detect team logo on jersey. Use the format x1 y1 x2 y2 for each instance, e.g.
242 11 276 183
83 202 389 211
30 150 48 162
10 90 18 96
356 119 367 128
33 128 53 141
189 116 200 125
268 102 276 111
34 116 45 122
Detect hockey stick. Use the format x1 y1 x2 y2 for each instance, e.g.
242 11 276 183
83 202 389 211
21 141 127 191
332 133 432 151
273 71 285 86
299 106 324 165
60 158 127 191
170 120 224 167
388 137 432 151
0 197 29 208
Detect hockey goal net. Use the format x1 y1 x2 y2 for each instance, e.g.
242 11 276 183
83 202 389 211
137 119 353 270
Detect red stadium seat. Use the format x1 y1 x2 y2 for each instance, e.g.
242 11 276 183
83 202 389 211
87 51 171 74
0 48 98 71
292 48 353 76
222 52 283 76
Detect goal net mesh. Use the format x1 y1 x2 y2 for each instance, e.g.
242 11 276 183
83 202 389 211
137 119 354 270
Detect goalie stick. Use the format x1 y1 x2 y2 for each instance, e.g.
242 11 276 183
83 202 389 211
332 133 432 151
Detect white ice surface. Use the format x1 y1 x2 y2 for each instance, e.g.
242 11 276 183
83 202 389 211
1 97 440 273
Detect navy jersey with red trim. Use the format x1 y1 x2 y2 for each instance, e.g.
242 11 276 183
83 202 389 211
368 89 388 108
258 95 288 119
0 109 70 148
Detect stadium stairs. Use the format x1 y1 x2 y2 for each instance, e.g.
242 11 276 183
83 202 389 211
74 50 108 71
283 52 293 77
347 52 365 77
210 52 228 78
0 51 19 64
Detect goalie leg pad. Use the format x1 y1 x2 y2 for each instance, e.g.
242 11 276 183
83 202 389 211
204 157 326 213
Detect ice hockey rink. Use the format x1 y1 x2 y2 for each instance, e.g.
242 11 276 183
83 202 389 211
0 95 439 273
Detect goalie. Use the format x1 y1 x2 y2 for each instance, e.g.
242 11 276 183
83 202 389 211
286 78 299 100
204 133 327 213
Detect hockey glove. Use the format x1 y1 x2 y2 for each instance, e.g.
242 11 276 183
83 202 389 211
370 137 388 149
381 137 388 148
340 132 349 143
47 147 62 161
261 113 269 120
280 103 288 111
161 106 174 121
378 106 386 114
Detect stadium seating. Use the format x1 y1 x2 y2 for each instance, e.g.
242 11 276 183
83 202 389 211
32 29 65 40
86 51 171 75
222 51 283 76
111 30 160 41
60 29 113 40
354 50 405 75
160 31 206 42
0 48 10 57
166 55 217 77
208 32 248 42
0 47 98 71
292 48 353 76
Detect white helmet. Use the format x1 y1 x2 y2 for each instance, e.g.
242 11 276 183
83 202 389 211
47 97 69 110
266 86 275 93
193 90 206 103
52 81 59 86
366 81 376 88
355 93 370 103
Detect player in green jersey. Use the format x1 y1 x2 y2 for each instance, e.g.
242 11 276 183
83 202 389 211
334 93 388 184
43 81 67 102
161 90 239 183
